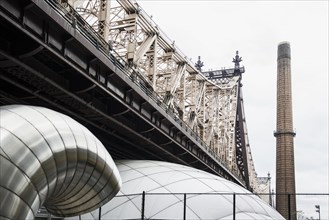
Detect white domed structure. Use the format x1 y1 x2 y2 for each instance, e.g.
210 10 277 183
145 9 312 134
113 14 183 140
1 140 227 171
70 160 283 220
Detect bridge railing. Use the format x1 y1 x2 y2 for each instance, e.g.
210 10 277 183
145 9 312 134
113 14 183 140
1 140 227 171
43 0 243 183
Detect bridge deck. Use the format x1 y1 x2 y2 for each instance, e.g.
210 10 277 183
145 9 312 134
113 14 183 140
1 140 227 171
0 0 243 186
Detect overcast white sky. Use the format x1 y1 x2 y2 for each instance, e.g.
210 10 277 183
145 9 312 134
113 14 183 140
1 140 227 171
137 0 328 218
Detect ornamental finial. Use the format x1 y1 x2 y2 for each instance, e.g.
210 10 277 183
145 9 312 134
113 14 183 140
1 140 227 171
233 51 242 70
195 56 204 71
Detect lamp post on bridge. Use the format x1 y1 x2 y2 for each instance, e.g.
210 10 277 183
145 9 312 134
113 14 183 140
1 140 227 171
315 205 320 220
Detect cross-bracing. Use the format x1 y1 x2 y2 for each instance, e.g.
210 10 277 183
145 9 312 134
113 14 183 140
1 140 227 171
60 0 260 192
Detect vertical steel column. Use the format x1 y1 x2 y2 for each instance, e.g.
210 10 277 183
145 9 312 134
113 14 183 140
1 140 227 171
235 84 250 189
183 193 187 220
98 207 102 220
233 193 236 220
98 0 111 42
148 38 157 88
141 191 146 220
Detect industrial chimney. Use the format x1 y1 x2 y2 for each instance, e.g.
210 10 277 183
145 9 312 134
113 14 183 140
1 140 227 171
274 41 297 220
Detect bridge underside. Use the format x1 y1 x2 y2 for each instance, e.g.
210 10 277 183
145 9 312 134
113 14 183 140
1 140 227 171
0 0 243 185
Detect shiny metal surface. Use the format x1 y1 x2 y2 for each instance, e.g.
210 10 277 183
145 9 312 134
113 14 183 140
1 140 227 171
0 105 122 219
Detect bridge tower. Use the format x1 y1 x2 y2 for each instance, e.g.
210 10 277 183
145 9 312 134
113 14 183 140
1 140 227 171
201 52 258 191
274 41 296 219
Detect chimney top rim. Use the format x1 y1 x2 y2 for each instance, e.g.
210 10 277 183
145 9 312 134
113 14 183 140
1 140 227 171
278 41 290 46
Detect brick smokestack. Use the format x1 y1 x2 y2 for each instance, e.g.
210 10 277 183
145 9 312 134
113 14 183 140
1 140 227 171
274 41 297 219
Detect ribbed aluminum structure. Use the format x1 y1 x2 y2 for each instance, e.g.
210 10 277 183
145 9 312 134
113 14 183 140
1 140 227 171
68 160 284 220
0 105 121 219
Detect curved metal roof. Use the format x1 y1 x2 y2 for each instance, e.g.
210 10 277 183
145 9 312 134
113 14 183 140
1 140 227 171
75 160 283 220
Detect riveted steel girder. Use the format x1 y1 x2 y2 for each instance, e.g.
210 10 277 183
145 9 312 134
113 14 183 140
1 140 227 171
61 0 260 187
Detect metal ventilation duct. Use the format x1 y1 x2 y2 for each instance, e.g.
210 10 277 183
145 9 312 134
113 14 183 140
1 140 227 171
0 105 121 219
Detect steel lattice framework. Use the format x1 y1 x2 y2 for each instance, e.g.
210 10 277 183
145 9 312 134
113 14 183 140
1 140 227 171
59 0 259 191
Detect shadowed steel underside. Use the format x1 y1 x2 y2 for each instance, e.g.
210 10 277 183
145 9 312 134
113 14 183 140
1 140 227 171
0 105 121 219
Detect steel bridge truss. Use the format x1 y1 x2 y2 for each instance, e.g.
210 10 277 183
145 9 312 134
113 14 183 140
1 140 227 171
0 0 259 190
59 0 259 190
